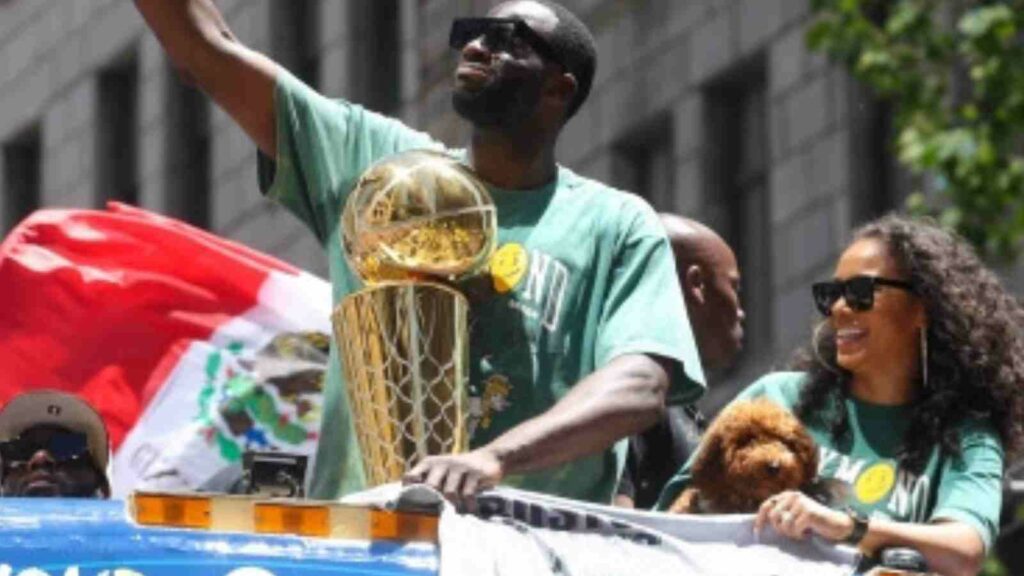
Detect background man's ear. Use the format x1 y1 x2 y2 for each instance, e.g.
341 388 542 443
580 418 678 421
684 264 706 306
548 72 577 109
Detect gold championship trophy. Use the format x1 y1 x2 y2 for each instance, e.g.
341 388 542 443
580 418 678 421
332 150 496 486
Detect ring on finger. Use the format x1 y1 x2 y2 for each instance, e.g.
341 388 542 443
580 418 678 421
779 511 794 525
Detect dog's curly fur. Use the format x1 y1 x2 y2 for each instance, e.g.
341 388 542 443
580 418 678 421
668 399 820 514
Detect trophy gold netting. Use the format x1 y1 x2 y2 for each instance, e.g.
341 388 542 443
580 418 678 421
332 150 496 486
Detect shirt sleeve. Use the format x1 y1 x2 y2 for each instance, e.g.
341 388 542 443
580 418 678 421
257 70 440 245
929 420 1004 552
594 197 705 405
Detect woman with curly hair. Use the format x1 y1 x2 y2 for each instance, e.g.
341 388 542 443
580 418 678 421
657 215 1024 576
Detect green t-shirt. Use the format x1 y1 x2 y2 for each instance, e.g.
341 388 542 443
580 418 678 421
258 71 706 503
655 372 1003 550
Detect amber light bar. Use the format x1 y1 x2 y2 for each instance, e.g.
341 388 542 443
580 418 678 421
133 493 212 529
128 492 439 543
254 502 330 537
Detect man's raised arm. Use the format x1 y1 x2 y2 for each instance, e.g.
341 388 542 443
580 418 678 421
134 0 279 157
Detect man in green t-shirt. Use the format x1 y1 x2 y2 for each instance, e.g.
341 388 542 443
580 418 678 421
134 0 705 504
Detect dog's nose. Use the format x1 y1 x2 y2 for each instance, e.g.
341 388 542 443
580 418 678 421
766 461 781 475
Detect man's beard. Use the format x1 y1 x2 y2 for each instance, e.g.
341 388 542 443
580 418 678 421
4 470 102 497
452 75 543 129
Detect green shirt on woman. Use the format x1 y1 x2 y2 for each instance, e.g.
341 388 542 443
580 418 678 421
655 371 1003 550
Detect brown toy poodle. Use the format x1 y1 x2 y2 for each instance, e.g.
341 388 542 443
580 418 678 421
668 398 829 514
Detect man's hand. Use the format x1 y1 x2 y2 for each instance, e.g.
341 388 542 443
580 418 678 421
402 354 673 507
403 447 504 509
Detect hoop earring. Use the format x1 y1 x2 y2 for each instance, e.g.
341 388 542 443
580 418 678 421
920 327 929 390
812 322 841 375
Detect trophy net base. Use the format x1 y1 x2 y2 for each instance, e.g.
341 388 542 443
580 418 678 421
333 282 469 486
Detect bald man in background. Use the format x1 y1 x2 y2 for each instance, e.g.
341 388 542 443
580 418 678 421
615 214 745 508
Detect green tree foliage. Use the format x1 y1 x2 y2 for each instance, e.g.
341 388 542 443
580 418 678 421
808 0 1024 261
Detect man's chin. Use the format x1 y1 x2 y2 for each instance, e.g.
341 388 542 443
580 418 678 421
452 92 502 127
20 481 61 497
451 89 532 130
454 76 490 95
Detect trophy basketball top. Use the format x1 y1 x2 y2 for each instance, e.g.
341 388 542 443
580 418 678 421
342 149 497 284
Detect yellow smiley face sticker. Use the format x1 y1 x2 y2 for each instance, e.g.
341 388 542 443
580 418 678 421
490 243 529 294
854 462 896 504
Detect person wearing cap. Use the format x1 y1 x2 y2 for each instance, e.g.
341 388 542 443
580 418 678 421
0 391 111 498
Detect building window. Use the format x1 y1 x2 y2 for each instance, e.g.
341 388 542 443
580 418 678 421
704 60 771 380
848 86 906 223
848 2 908 224
164 69 210 228
97 51 139 206
271 0 320 88
613 116 674 210
350 0 401 115
3 125 41 232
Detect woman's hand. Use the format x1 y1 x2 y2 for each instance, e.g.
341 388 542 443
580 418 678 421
755 490 854 542
757 492 987 576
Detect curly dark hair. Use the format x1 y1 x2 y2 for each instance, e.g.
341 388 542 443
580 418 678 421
792 214 1024 472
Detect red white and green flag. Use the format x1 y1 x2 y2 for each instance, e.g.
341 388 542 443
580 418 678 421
0 203 330 497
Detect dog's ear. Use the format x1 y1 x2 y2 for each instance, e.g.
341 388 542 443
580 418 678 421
690 429 724 489
788 422 819 483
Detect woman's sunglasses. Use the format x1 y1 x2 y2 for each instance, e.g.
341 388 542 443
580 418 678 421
811 275 915 316
449 17 563 68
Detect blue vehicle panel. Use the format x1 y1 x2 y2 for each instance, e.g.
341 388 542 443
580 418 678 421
0 499 438 576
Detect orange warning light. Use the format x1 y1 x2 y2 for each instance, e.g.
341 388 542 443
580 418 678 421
133 494 212 529
254 503 330 537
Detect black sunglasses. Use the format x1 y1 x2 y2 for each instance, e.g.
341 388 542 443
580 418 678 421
811 275 915 316
449 17 563 69
0 431 90 466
